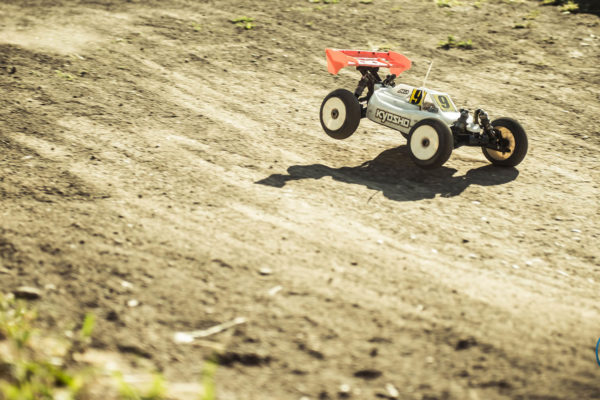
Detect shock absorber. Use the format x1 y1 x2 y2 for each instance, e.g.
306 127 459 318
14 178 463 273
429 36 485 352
475 109 493 135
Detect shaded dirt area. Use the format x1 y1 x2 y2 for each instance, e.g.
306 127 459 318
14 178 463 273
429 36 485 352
1 0 599 399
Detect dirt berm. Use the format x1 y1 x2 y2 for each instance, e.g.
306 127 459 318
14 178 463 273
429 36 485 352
1 0 599 399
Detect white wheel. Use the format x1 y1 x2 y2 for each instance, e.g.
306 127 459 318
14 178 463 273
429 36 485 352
410 124 440 161
319 89 361 140
321 97 346 132
407 119 453 169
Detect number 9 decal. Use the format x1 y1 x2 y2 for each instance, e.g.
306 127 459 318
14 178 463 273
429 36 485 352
409 89 426 106
433 95 456 112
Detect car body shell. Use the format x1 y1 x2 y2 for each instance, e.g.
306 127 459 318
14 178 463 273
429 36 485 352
366 83 481 136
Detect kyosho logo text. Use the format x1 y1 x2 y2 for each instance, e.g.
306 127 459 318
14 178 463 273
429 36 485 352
375 109 410 128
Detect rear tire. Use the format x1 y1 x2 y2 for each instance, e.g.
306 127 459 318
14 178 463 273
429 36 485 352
482 117 528 167
319 89 361 140
407 119 453 169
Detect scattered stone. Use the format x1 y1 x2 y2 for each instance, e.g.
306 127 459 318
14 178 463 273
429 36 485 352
525 258 542 266
557 270 569 277
44 283 57 291
174 317 247 344
425 356 434 364
571 228 581 233
338 384 351 398
127 299 139 307
120 280 133 289
318 391 330 400
216 351 271 367
431 248 438 254
377 239 383 245
511 264 520 269
13 286 42 300
455 337 478 350
354 369 382 380
368 337 392 344
385 383 400 399
259 267 273 276
106 310 120 321
471 200 481 205
268 285 282 296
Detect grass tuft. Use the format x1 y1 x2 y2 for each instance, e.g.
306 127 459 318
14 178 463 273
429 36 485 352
438 35 474 49
230 16 255 30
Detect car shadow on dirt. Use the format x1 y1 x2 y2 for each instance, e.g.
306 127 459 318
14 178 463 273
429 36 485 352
256 146 519 202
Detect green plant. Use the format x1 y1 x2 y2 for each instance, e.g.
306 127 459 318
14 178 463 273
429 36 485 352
457 39 473 49
191 22 202 32
559 0 579 11
0 294 85 400
230 16 255 30
54 70 74 80
438 35 473 49
116 372 166 400
436 0 463 7
541 0 587 12
1 295 217 399
524 9 540 19
199 359 217 400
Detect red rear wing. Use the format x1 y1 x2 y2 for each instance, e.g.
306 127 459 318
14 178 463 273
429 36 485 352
326 48 412 76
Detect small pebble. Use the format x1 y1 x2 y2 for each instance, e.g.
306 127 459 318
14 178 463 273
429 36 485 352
259 268 272 276
557 270 569 277
121 280 133 289
127 299 139 307
268 285 282 296
339 384 351 396
13 286 42 300
385 383 400 398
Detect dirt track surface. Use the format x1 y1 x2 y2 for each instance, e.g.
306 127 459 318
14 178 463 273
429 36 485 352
1 0 599 399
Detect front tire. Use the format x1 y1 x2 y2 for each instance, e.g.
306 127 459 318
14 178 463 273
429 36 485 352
319 89 361 140
482 117 528 167
407 119 453 169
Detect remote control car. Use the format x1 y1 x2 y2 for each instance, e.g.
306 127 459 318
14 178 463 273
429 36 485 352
320 49 528 168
